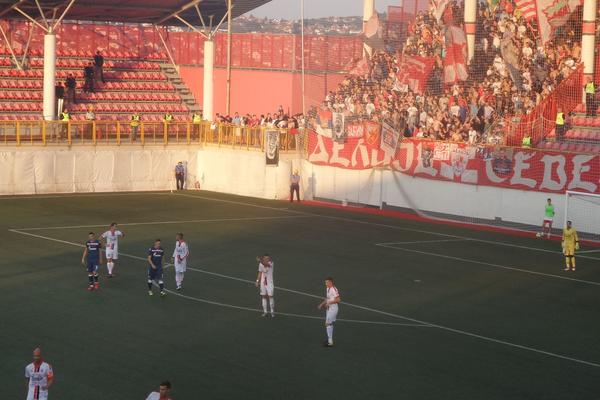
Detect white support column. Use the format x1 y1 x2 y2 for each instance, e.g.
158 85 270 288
581 0 597 79
43 33 56 120
464 0 477 63
203 37 214 121
363 0 375 57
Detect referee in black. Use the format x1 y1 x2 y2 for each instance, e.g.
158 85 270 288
290 170 300 202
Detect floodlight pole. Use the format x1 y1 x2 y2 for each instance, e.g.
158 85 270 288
363 0 374 57
225 0 232 116
300 0 306 118
464 0 476 63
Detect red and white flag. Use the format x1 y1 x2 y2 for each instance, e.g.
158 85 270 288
514 0 537 21
433 0 450 23
363 12 385 50
396 54 435 94
443 26 468 84
537 0 583 43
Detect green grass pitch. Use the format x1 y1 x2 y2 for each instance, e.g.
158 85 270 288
1 190 599 399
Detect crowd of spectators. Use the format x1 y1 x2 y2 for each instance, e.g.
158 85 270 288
318 0 583 145
212 107 306 131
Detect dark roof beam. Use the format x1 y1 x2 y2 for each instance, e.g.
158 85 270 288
155 0 201 25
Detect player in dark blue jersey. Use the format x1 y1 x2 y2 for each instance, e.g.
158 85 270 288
81 232 103 291
147 239 166 297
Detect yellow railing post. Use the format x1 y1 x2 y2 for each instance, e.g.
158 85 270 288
218 125 222 147
186 122 191 144
15 121 20 145
42 121 46 145
163 123 168 144
67 122 72 145
92 121 97 145
141 122 145 145
116 122 121 145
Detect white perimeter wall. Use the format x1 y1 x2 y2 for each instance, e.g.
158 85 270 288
0 146 565 228
302 162 567 229
0 146 201 194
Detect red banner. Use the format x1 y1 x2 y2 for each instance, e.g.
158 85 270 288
396 54 435 94
307 131 600 195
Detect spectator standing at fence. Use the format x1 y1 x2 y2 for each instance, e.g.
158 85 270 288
192 112 202 138
163 112 173 124
585 76 596 117
130 112 141 141
65 74 76 104
60 109 70 140
290 170 300 202
55 82 64 116
175 161 185 190
85 105 96 139
83 62 94 93
93 50 105 84
555 108 565 141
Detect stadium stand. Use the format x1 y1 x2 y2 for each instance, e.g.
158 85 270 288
0 48 195 121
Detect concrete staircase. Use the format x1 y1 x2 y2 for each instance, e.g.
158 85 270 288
160 64 202 115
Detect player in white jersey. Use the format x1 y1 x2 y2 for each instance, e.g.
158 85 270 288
255 254 275 317
25 348 54 400
100 222 125 278
318 277 340 347
171 232 188 290
145 380 172 400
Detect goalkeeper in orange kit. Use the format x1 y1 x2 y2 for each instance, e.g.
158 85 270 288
562 220 579 271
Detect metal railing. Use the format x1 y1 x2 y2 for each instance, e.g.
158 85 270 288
0 120 303 151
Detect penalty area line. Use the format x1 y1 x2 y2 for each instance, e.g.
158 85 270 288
376 239 471 246
376 243 600 287
173 192 600 261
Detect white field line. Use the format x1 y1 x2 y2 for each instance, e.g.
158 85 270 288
0 191 170 200
577 249 600 254
9 190 599 261
376 239 470 246
8 229 427 328
10 228 600 368
13 215 311 231
174 192 600 261
184 266 428 324
376 243 600 287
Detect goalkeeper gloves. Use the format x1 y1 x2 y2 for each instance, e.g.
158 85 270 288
575 242 580 250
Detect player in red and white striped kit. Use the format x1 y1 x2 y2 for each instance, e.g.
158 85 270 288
24 348 54 400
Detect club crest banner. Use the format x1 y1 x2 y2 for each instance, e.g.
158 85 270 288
265 130 280 166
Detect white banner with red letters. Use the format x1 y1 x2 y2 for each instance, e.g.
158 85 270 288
307 131 600 195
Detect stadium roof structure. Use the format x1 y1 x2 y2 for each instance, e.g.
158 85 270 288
0 0 272 26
